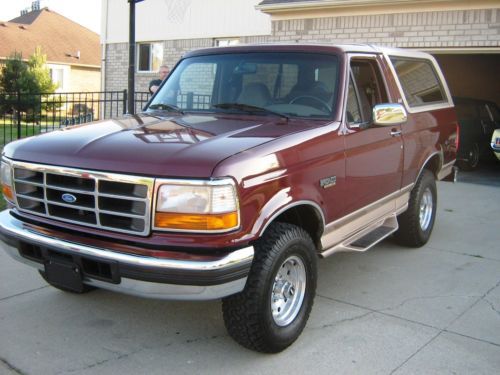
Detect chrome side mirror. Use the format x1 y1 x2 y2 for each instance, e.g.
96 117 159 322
373 103 407 126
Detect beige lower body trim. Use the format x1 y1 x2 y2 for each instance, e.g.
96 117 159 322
437 160 456 181
320 185 412 256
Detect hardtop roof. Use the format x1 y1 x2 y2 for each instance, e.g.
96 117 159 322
183 43 433 60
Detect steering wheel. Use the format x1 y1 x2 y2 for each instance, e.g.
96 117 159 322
289 95 331 112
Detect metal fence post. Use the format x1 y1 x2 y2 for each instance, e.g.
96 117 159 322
123 89 128 114
16 91 21 139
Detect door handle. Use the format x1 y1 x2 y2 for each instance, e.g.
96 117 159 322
390 129 402 137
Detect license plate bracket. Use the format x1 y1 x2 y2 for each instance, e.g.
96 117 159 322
44 260 85 293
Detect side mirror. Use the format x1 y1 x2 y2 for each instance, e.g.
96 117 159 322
373 103 407 126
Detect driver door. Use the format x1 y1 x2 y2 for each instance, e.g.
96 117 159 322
343 56 404 216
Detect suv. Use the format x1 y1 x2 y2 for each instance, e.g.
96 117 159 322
0 44 457 353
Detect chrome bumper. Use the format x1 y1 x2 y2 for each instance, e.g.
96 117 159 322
0 210 254 300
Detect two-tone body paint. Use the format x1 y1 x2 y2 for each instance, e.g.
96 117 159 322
2 44 458 258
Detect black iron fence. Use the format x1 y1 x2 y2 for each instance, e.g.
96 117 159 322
0 90 151 147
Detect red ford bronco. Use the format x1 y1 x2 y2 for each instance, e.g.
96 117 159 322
0 44 457 352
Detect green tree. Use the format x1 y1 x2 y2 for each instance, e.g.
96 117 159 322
0 47 57 122
26 47 57 93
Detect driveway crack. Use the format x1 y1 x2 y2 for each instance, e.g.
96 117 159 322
0 286 49 302
389 278 500 374
0 357 25 375
484 298 500 316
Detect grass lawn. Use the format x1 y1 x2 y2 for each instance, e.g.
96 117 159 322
1 124 42 146
1 117 69 147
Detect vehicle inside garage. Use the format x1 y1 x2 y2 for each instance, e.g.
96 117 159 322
433 52 500 181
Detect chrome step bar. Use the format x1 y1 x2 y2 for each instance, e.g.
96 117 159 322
320 214 399 257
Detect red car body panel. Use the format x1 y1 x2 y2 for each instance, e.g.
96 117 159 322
2 44 458 255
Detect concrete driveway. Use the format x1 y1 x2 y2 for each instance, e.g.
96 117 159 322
1 180 499 375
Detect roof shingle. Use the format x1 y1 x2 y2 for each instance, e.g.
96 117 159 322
0 8 100 67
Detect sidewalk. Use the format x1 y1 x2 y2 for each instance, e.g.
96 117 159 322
0 180 499 374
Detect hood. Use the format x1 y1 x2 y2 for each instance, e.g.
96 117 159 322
3 113 325 178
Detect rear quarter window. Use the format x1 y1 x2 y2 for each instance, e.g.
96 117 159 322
389 57 447 108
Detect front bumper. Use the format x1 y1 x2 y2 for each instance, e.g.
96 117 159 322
0 210 254 300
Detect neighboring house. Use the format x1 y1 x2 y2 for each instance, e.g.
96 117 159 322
102 0 499 105
0 6 100 93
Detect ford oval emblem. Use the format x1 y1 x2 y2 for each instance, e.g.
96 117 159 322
61 193 77 203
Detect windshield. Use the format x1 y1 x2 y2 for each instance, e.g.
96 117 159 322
148 52 339 119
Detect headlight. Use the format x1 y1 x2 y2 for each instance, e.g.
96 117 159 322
154 179 239 232
1 161 14 203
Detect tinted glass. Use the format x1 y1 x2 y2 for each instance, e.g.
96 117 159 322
350 59 389 122
390 57 446 107
346 77 362 123
138 44 151 72
149 52 339 118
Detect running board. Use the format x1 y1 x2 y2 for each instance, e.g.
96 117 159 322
320 215 399 258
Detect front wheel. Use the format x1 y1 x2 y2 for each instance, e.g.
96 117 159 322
222 222 317 353
394 169 437 247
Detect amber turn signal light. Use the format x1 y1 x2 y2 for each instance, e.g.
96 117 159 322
155 212 238 231
2 185 14 202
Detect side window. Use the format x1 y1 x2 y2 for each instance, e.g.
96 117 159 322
346 78 362 124
390 57 446 107
347 59 389 124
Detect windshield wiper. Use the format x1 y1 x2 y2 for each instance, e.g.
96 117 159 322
148 103 184 114
213 103 289 120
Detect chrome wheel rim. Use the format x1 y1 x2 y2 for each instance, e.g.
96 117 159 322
271 255 306 327
419 188 433 231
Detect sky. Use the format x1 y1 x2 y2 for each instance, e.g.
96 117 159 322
0 0 102 34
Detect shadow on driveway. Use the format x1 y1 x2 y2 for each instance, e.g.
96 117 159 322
457 160 500 187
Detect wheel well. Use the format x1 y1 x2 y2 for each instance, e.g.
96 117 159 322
423 154 441 179
272 204 323 250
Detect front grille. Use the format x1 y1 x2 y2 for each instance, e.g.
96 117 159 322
11 162 154 236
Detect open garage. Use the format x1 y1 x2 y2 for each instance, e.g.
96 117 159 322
433 52 500 106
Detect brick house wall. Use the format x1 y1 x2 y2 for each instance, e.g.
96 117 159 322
69 67 101 93
103 8 500 93
105 39 214 94
243 8 500 47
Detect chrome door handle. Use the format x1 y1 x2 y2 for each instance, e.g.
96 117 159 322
390 129 402 137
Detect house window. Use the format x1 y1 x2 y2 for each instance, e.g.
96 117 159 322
215 39 239 47
49 68 65 91
137 42 163 72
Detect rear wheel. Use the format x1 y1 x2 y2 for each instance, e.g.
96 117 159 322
394 170 437 247
222 222 317 353
457 142 480 170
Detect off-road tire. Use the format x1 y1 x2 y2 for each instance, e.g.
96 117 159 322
39 270 95 294
222 222 317 353
394 169 437 247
